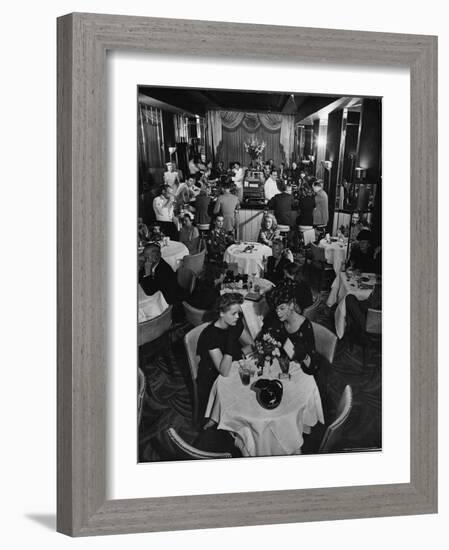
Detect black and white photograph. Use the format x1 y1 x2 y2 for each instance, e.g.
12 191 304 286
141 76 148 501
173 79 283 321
137 86 382 461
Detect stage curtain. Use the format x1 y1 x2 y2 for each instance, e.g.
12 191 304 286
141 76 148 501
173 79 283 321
206 110 222 160
207 110 295 168
219 126 284 168
280 115 295 164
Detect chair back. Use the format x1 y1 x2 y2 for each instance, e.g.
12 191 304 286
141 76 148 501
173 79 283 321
177 266 196 294
311 243 326 263
303 295 321 320
319 385 353 452
301 228 316 246
138 305 173 346
311 321 338 365
182 301 208 327
197 223 210 232
366 308 382 334
277 224 290 234
137 368 146 427
182 248 206 275
184 322 209 421
166 427 232 460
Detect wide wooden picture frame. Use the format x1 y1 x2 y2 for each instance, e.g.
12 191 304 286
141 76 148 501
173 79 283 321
57 12 438 536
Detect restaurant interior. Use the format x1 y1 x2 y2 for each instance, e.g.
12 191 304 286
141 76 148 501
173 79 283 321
137 86 382 461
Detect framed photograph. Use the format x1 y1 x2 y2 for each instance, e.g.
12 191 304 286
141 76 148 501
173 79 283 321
57 13 437 536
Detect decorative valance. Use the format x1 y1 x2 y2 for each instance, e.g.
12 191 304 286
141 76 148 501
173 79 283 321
206 110 295 162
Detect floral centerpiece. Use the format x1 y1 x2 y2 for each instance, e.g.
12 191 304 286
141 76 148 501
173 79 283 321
244 138 266 167
253 330 283 373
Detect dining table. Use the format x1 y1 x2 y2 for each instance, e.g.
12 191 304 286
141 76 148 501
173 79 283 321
327 270 378 338
223 242 272 276
318 237 348 273
160 240 189 271
205 360 324 457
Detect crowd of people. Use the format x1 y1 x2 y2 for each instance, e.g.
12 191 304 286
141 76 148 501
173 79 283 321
138 155 381 450
141 157 333 249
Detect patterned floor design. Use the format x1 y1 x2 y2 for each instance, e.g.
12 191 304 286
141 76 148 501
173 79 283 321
139 283 382 462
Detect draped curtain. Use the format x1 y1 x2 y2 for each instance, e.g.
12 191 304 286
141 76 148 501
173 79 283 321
207 110 295 166
138 104 164 170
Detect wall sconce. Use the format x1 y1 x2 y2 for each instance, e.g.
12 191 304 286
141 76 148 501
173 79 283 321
322 160 333 171
308 155 315 163
355 167 366 180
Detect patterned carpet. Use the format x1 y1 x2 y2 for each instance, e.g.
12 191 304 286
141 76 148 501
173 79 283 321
139 283 382 462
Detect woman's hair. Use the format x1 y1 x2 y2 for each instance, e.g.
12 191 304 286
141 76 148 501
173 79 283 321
272 237 284 249
283 261 302 280
268 284 296 309
300 182 314 198
261 213 278 231
213 292 244 318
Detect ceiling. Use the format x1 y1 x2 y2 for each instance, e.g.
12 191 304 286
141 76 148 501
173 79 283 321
138 86 362 123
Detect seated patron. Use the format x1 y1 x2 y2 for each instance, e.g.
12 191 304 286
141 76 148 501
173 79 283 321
264 238 294 285
206 215 234 263
259 285 318 375
258 213 280 247
264 169 281 202
176 176 201 209
196 293 244 418
348 230 381 273
187 262 227 311
346 277 382 345
179 212 200 254
138 243 178 305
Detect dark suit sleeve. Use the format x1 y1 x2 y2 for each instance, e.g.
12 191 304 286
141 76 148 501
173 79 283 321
267 196 275 210
159 261 178 304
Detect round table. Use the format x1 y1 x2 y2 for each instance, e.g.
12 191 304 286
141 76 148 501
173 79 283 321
223 242 272 276
160 240 189 271
205 361 324 457
319 238 348 273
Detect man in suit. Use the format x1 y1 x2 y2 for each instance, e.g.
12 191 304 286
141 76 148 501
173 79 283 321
138 243 178 305
267 180 297 226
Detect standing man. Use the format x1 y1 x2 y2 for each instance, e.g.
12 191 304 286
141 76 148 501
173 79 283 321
213 180 240 233
264 169 281 203
231 161 245 203
267 181 297 227
312 180 329 241
152 185 178 240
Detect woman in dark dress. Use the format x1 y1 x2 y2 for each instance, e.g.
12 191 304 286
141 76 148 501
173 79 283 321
264 238 294 285
196 293 244 419
297 181 316 229
261 284 318 375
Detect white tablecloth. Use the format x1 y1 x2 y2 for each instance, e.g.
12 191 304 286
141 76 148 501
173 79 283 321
224 243 272 276
160 240 189 271
327 272 377 338
319 238 348 273
205 361 324 457
138 288 169 322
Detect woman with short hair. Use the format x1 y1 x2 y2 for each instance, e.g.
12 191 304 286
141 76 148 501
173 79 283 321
196 293 245 418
